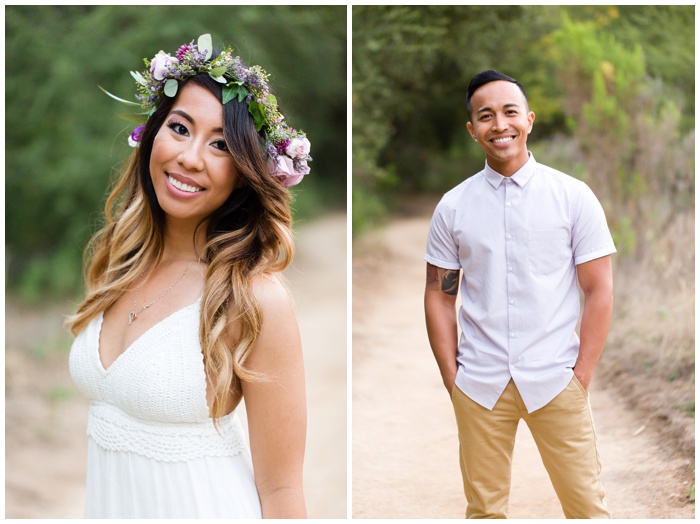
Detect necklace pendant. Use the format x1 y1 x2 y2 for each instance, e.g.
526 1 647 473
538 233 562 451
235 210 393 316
128 311 136 325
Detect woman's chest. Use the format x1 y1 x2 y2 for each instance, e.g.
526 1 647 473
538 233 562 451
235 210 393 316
69 301 210 423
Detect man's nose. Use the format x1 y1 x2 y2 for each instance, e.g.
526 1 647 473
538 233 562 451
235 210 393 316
492 114 508 132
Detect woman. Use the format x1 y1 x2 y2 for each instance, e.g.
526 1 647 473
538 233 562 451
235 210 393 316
68 34 309 519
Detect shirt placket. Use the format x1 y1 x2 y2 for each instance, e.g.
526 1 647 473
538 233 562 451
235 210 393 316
504 178 517 369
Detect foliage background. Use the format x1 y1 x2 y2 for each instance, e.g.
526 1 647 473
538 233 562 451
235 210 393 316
6 5 347 301
352 5 694 240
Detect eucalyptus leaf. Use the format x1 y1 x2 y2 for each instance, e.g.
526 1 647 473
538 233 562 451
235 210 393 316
164 78 178 97
130 70 147 86
208 73 227 84
98 85 140 106
210 66 227 77
198 34 213 61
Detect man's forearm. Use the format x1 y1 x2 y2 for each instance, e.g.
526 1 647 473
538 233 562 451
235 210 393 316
575 289 613 390
424 291 459 393
575 256 614 391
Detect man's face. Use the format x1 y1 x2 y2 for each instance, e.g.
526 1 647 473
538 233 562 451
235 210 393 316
466 80 535 176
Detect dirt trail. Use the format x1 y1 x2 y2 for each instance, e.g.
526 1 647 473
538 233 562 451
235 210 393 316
352 205 694 519
5 212 347 519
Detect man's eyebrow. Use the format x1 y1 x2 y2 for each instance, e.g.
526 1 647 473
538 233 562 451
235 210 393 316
477 103 521 114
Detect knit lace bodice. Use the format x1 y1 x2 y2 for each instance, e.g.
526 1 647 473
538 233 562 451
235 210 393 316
69 299 246 462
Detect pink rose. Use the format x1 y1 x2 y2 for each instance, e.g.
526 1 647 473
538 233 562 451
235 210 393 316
285 137 311 159
150 51 179 81
271 156 305 187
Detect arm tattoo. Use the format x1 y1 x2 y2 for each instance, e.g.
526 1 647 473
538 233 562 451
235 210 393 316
440 270 460 295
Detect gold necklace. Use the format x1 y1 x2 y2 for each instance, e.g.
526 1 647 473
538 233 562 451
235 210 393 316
128 261 195 325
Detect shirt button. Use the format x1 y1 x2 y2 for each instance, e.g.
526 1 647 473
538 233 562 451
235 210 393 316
508 266 513 272
509 298 515 305
510 332 516 338
506 201 512 207
506 233 513 240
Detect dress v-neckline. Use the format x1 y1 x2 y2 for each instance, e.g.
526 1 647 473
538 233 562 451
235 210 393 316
96 297 202 373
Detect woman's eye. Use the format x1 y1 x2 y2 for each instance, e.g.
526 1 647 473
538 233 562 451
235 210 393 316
213 140 228 152
167 121 188 135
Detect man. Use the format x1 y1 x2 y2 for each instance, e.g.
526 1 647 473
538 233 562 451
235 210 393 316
424 70 615 519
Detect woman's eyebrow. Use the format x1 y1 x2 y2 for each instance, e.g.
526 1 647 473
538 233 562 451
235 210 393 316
171 109 194 124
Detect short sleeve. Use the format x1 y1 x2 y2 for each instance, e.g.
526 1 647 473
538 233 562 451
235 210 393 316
425 200 462 270
571 183 617 265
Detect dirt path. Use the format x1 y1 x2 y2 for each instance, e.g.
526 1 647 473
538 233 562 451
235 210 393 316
5 212 347 519
352 207 694 519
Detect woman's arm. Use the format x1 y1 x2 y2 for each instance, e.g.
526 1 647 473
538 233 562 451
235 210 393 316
241 275 307 518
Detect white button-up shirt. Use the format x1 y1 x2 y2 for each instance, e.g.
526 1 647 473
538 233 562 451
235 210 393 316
425 154 616 412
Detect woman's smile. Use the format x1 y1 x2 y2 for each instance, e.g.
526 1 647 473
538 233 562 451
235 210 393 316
165 172 206 196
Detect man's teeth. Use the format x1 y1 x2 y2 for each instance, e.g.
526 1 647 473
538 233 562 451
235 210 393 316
169 175 203 193
493 137 514 143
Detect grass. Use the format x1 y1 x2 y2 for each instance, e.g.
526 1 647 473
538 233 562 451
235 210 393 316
674 401 695 418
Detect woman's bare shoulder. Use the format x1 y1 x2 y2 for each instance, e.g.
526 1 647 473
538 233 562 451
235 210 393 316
250 273 294 314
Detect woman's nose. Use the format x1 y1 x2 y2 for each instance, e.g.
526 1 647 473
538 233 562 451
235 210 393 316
177 142 205 172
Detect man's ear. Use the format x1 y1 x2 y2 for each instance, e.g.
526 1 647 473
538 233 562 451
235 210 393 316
466 121 476 141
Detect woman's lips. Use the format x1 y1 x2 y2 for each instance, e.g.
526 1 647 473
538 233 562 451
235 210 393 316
164 172 204 198
166 172 205 193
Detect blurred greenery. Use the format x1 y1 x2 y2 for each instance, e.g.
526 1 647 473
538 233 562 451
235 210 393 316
352 6 694 238
6 5 347 301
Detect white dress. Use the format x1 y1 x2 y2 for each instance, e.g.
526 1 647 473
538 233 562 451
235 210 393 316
69 298 262 519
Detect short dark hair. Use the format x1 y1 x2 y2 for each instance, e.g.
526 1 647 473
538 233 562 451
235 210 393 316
466 70 527 120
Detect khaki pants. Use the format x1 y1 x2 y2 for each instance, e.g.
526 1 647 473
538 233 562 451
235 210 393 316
451 377 610 519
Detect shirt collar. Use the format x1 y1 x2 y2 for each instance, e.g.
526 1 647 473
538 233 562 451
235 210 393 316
484 152 537 188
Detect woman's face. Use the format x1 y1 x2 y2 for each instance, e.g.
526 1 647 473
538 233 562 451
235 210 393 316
149 83 240 228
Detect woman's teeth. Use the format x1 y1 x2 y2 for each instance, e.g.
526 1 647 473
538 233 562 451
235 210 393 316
168 175 203 193
493 137 514 143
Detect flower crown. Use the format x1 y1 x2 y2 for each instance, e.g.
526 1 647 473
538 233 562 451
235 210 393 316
102 34 310 187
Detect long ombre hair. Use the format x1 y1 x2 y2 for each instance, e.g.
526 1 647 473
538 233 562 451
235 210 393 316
68 73 294 423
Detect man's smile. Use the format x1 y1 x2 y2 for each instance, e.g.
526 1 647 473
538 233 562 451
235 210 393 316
491 136 515 144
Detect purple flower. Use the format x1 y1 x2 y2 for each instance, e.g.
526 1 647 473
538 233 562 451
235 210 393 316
128 125 146 148
176 43 192 61
275 139 291 156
